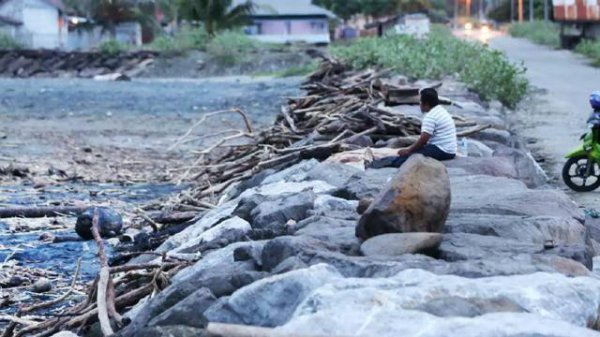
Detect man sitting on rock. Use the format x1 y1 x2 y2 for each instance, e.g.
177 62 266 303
368 88 457 168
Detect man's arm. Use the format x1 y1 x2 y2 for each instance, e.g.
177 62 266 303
398 133 431 156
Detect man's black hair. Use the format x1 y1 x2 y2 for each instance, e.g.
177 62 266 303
420 88 439 107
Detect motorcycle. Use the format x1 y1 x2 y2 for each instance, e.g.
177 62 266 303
563 111 600 192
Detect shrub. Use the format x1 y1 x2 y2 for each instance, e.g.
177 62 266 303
575 39 600 66
331 26 529 108
509 21 560 48
206 31 260 66
99 39 129 55
148 27 209 54
0 34 22 50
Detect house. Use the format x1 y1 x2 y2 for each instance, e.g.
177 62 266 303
235 0 336 44
0 0 66 49
365 13 431 38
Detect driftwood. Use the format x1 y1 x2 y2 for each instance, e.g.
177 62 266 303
0 206 88 218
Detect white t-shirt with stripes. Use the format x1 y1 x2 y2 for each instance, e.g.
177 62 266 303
421 105 457 155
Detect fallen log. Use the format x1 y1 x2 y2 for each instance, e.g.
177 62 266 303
0 206 88 218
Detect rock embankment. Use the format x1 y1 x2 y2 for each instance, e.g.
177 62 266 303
0 50 155 78
110 90 600 337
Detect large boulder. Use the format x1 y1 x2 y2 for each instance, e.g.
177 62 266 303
276 269 600 337
356 155 451 240
75 207 123 240
493 147 548 188
360 233 443 257
250 191 316 230
203 264 341 327
333 167 397 200
147 288 217 328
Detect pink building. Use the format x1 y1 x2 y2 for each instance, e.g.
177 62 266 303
235 0 335 44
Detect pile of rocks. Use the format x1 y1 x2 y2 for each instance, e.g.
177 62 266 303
110 97 600 337
0 50 155 78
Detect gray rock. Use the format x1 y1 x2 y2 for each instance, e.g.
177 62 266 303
227 169 275 199
439 233 542 261
445 157 518 180
250 191 316 230
261 235 339 272
115 325 206 337
466 139 494 157
204 264 341 327
271 256 309 274
450 175 583 221
172 216 252 254
295 216 360 254
445 214 586 246
543 244 594 270
148 288 216 328
279 269 600 337
75 207 123 240
471 128 512 145
308 195 359 220
360 233 443 257
239 180 337 199
415 296 526 318
31 278 52 293
357 155 451 239
172 242 265 297
122 279 202 334
232 194 267 222
304 162 362 189
493 147 548 188
233 244 263 267
260 159 319 185
333 167 397 200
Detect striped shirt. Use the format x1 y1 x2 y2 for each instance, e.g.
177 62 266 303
421 105 457 154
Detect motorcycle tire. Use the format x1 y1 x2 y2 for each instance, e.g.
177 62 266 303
562 156 600 192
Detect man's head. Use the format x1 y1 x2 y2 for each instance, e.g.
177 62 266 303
420 88 439 113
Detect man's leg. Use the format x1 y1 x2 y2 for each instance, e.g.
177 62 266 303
369 154 411 169
415 144 456 161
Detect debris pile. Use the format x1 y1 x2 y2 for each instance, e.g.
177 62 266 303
163 56 489 215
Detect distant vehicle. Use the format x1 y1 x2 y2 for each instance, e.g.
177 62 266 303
553 0 600 48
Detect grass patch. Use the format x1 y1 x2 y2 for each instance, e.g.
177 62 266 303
575 39 600 66
147 27 209 55
508 21 560 48
99 39 129 55
0 34 22 50
330 26 529 108
206 31 261 66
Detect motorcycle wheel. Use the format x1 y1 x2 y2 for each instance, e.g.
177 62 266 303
562 156 600 192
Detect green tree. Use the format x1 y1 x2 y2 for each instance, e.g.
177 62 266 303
361 0 399 19
177 0 255 36
313 0 362 22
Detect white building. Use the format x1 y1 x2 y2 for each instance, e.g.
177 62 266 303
234 0 336 44
0 0 66 49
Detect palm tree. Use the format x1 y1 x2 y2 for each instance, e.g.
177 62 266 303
178 0 255 36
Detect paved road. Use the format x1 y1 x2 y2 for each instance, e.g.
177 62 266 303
489 36 600 207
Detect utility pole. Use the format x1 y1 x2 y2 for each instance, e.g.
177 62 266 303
529 0 534 21
518 0 524 21
454 0 459 28
466 0 471 17
544 0 549 21
510 0 515 21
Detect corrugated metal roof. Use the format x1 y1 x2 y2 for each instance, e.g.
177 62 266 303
233 0 335 18
0 13 21 26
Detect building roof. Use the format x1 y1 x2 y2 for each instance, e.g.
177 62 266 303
233 0 336 18
0 14 21 26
